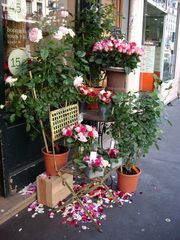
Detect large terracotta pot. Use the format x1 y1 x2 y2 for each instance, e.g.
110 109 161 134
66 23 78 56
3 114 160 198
42 145 69 176
117 167 141 193
106 67 127 93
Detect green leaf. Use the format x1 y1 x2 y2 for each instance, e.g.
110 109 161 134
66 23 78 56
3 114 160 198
40 49 49 60
76 51 86 58
10 114 16 123
26 123 31 132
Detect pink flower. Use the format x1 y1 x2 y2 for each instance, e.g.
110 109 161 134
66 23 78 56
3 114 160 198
85 125 93 132
78 134 88 142
29 28 42 43
74 126 81 132
5 76 18 86
80 126 86 133
60 10 69 18
92 129 98 139
94 158 102 167
107 148 119 158
62 128 72 137
74 76 83 88
58 26 69 35
87 131 93 137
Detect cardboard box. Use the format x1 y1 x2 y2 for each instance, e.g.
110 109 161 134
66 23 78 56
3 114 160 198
37 173 73 208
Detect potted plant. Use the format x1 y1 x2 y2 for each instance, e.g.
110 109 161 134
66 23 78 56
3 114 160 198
97 89 113 118
98 148 122 169
61 122 99 158
74 0 115 87
6 10 84 176
110 85 165 192
75 154 110 179
89 38 144 92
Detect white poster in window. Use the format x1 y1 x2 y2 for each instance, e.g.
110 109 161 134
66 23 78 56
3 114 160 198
8 49 28 75
7 0 26 22
140 45 156 73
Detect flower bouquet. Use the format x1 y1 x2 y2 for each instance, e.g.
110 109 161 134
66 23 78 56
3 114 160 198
97 89 113 118
90 38 144 73
62 123 99 158
82 154 110 178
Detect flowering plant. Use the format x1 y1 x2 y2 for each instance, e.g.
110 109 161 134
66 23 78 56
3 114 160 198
98 148 121 165
98 89 113 105
6 10 84 140
82 155 110 172
78 86 98 104
62 123 98 155
89 38 144 73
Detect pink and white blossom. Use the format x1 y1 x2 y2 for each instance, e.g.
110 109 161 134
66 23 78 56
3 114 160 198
60 10 69 18
5 76 18 86
29 28 43 43
74 76 83 88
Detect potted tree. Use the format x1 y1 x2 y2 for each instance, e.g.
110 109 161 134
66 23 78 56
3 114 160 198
110 85 165 192
6 11 84 176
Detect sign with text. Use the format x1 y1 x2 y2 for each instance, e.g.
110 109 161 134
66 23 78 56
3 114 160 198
8 49 28 75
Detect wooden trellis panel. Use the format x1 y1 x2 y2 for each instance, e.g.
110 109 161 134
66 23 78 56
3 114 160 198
49 103 79 142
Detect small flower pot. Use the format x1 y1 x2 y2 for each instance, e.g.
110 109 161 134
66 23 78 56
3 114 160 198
84 168 105 179
117 167 141 193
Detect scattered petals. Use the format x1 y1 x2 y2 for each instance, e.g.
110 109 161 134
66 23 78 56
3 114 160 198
165 218 171 223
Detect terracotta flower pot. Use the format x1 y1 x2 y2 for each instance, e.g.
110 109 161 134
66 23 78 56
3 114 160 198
42 145 69 176
106 67 127 93
117 167 141 193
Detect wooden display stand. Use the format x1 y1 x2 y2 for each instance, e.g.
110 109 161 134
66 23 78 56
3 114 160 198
37 173 73 208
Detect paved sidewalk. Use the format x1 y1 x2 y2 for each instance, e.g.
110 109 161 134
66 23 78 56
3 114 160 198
0 99 180 240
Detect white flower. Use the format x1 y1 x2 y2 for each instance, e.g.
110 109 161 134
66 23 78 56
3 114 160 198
21 94 27 101
100 89 106 95
5 76 18 86
102 160 110 168
60 10 69 18
74 76 83 88
85 125 93 132
68 28 75 38
58 26 69 36
53 30 63 40
0 104 5 109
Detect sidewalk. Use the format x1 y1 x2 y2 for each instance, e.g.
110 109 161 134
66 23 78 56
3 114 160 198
0 99 180 240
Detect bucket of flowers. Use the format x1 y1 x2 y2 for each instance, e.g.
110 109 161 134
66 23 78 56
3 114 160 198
81 154 110 179
97 89 113 119
89 37 144 93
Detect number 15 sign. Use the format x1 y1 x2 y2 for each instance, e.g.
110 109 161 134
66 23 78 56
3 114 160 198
8 49 28 75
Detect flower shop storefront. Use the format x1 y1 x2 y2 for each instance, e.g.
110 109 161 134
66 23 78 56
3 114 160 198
0 0 76 197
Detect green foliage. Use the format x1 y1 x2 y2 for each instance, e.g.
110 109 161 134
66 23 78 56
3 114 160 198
74 0 115 86
7 22 82 140
111 87 165 171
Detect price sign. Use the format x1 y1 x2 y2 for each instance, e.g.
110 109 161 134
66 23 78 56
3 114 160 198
8 49 28 75
7 0 26 22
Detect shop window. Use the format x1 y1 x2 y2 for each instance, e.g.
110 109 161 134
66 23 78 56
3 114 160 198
140 0 178 90
26 1 32 15
37 2 43 15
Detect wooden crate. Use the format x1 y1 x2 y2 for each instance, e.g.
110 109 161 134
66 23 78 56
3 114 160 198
37 173 73 208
